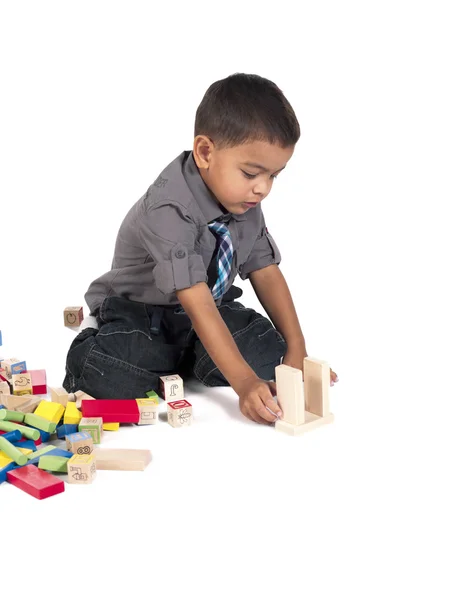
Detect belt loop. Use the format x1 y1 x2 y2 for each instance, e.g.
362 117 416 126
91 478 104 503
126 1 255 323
150 306 163 336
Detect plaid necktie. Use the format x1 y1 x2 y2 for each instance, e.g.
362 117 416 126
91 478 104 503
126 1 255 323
207 221 234 300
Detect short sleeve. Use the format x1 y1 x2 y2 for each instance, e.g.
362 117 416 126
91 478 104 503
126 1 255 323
138 201 207 294
239 212 281 280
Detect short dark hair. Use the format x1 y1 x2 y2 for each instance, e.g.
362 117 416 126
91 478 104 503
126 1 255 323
194 73 300 150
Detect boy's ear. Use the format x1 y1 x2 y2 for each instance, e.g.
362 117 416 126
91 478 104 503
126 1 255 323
193 135 214 169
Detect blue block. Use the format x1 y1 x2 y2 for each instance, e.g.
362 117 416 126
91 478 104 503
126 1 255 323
0 461 21 484
0 404 5 410
56 424 78 439
14 439 37 452
31 427 51 443
0 430 22 443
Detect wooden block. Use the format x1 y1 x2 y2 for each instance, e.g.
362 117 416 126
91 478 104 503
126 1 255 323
167 400 192 428
34 400 65 424
145 389 161 404
12 373 33 396
64 306 84 328
38 454 70 473
0 380 10 396
49 386 69 407
275 412 335 436
94 448 151 471
274 364 305 426
27 369 47 395
24 412 57 434
6 464 65 499
0 394 40 413
73 390 95 410
1 358 27 379
159 374 184 402
103 422 120 431
136 398 158 425
81 399 140 423
63 402 82 425
78 418 103 444
67 454 96 484
66 431 94 455
303 357 330 417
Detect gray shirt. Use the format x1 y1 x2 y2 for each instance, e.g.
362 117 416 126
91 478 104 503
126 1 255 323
85 150 282 315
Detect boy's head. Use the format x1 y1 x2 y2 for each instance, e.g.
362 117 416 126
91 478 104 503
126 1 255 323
193 73 300 215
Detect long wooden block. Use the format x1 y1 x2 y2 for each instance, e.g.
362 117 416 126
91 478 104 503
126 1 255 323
7 464 65 499
81 399 140 423
94 448 152 471
0 394 40 413
275 412 334 436
303 357 330 417
274 364 305 425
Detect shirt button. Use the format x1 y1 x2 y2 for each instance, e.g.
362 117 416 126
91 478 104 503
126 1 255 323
175 250 186 259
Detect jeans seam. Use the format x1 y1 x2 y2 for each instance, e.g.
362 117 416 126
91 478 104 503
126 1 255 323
97 328 153 342
86 348 159 378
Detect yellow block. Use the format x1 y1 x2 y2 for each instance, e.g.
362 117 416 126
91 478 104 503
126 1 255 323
64 402 82 425
0 452 13 468
103 422 120 431
34 401 65 424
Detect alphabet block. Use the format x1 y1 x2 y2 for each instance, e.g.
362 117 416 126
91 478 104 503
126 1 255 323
78 418 103 444
67 454 96 484
136 398 158 425
66 431 94 455
12 373 33 396
167 400 192 428
64 306 84 328
160 374 184 402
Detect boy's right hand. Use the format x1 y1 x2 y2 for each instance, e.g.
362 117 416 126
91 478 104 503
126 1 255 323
234 377 283 425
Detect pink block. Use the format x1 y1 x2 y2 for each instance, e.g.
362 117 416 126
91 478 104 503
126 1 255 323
27 369 47 395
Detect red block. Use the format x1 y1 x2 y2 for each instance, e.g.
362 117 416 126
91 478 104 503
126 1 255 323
7 464 65 499
26 369 47 395
81 399 140 423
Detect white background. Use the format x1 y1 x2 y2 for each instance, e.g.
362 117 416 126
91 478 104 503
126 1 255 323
1 1 449 598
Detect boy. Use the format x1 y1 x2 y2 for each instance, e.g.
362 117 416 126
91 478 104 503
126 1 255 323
62 72 338 425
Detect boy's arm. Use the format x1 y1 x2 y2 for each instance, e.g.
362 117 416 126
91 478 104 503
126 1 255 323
176 283 257 391
248 264 307 356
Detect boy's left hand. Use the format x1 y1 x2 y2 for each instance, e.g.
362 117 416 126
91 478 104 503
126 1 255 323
282 349 339 386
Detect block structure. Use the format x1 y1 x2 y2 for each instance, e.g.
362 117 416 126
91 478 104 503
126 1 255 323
167 400 192 428
160 375 184 402
274 358 334 436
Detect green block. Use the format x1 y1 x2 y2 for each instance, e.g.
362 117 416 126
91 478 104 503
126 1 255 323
28 445 57 460
0 420 40 441
24 413 57 434
38 455 69 473
0 409 25 422
0 436 28 466
145 390 160 404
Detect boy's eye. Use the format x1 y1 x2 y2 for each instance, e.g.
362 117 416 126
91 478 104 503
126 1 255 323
242 171 278 179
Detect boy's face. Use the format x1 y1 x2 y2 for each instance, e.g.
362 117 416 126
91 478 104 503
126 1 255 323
193 137 295 214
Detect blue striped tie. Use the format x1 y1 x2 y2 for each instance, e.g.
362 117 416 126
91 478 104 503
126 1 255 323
207 221 234 300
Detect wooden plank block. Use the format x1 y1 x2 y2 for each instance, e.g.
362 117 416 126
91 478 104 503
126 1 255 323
274 364 305 426
94 448 152 471
275 411 335 436
6 464 65 499
303 357 330 417
81 399 140 423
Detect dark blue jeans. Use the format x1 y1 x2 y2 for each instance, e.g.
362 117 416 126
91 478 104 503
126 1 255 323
62 286 287 399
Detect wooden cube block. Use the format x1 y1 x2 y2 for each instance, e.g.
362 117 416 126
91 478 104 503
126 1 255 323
64 306 84 328
167 400 192 428
12 373 33 396
34 400 65 424
72 390 95 410
67 454 96 484
159 375 184 402
49 386 69 407
66 431 94 455
64 402 82 425
2 359 26 379
78 417 103 444
136 398 158 425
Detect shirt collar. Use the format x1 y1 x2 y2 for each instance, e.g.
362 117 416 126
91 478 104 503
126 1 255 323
182 150 247 224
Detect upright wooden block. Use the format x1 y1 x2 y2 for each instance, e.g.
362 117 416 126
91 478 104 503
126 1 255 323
27 369 47 395
136 398 158 425
64 306 84 328
67 454 96 484
78 418 103 444
12 373 33 396
66 431 94 455
275 361 334 436
94 448 151 471
160 374 184 402
49 387 69 407
167 400 192 428
34 400 65 424
64 402 82 425
303 357 330 417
